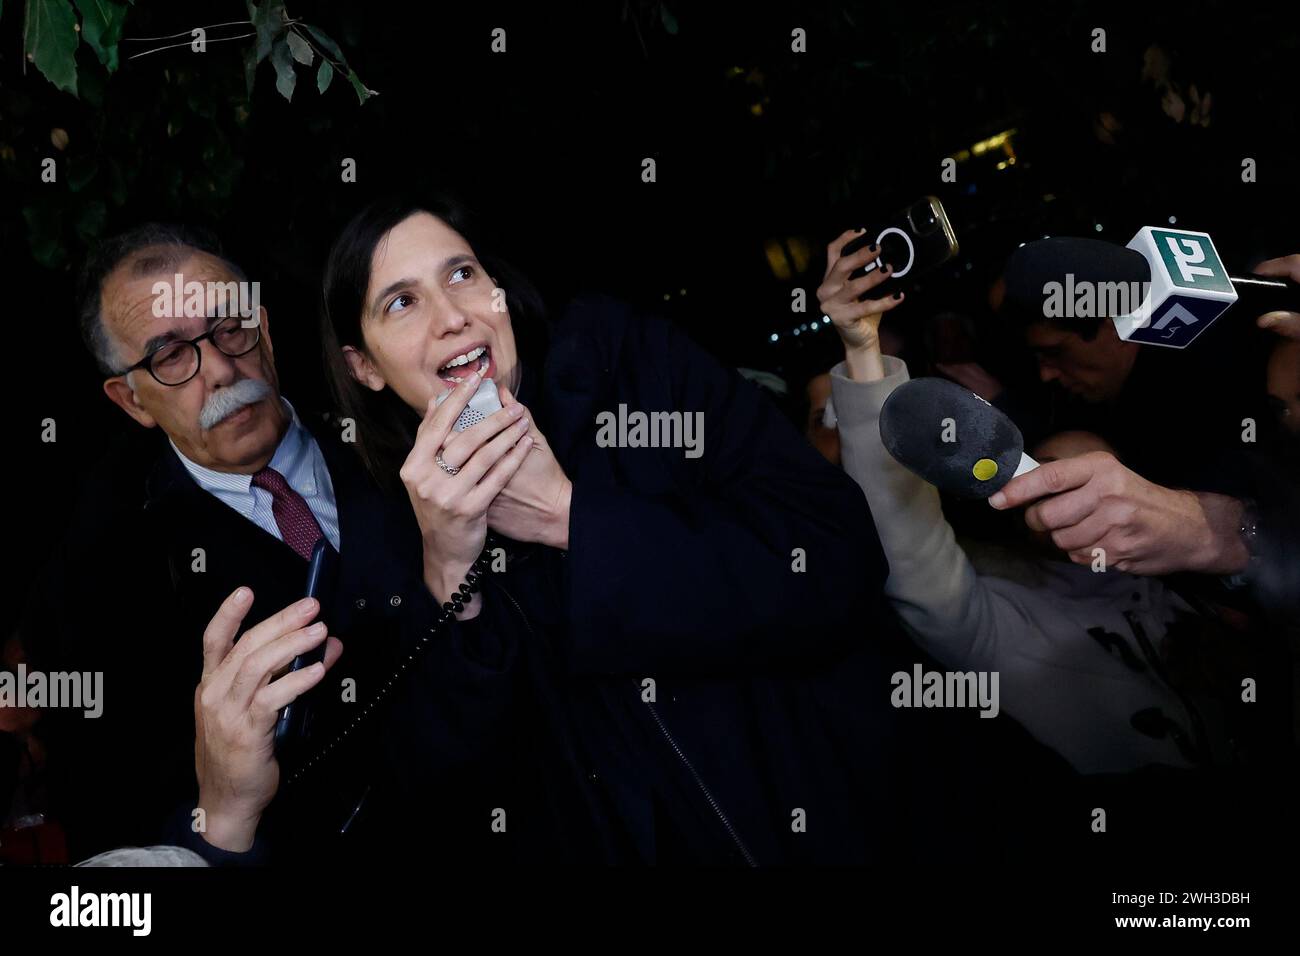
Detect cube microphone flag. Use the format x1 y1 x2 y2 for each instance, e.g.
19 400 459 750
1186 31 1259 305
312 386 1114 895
1005 228 1300 349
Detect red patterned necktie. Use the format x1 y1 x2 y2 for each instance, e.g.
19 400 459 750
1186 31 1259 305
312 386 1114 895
251 466 324 561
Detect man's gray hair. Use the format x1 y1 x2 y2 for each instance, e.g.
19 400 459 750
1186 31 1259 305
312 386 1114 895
76 223 248 377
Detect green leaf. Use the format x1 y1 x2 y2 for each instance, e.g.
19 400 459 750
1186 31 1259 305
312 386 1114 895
67 154 99 191
660 3 678 35
286 29 313 65
303 23 344 62
316 58 333 94
73 0 128 72
24 0 80 96
23 203 66 269
247 0 284 64
270 37 296 100
346 68 376 105
75 199 107 244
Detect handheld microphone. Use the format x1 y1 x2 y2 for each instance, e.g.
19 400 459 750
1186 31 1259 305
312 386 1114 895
1005 230 1300 349
434 376 503 431
879 377 1038 498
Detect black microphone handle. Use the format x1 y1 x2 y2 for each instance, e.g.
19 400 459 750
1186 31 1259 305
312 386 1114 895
1229 274 1300 317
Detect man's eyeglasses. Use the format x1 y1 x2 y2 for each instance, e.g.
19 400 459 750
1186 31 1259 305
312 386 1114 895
115 317 261 386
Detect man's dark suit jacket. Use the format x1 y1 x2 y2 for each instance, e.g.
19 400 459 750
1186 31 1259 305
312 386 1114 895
19 405 515 864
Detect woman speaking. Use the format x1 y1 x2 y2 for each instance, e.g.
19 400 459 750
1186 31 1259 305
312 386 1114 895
316 193 903 864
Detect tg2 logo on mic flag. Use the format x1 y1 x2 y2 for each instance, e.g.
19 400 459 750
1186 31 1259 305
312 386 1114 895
1116 227 1237 348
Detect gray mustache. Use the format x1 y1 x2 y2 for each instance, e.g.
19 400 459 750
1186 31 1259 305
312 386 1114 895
200 378 274 430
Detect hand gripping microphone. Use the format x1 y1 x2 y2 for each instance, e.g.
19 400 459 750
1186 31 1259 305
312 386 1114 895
434 376 503 431
1005 229 1300 349
879 377 1038 498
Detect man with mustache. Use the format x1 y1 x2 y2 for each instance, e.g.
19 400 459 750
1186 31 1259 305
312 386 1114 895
18 224 513 863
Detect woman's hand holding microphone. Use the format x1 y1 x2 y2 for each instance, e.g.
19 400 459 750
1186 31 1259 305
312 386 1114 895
400 370 535 618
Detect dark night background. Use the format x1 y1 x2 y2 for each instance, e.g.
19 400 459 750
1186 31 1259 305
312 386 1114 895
0 1 1298 913
2 0 1298 604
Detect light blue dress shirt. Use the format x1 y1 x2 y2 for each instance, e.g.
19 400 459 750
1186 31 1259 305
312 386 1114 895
169 398 342 552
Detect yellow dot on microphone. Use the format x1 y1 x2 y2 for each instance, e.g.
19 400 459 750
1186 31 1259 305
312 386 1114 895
972 458 999 481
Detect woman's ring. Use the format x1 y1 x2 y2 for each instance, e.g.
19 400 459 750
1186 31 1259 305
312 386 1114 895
435 452 460 477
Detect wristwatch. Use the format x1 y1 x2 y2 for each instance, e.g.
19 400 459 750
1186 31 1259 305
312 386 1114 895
1223 497 1262 588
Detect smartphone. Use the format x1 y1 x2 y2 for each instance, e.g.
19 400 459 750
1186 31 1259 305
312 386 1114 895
841 196 959 300
434 376 503 432
273 538 339 754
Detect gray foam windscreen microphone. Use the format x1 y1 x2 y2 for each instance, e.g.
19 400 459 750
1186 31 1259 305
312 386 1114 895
879 377 1037 498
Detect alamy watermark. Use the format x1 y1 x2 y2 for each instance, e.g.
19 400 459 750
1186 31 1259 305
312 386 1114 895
595 405 704 459
890 664 999 718
1041 274 1151 319
50 886 150 936
151 274 261 326
0 665 103 718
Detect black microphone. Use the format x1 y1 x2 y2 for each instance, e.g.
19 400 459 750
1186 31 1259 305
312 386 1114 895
879 377 1038 499
1005 238 1151 318
1225 271 1300 317
1006 232 1300 348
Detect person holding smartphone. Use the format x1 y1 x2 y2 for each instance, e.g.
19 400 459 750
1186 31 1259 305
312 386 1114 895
818 226 1277 773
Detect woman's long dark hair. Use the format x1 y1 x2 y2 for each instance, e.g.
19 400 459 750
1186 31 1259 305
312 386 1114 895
320 191 549 493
